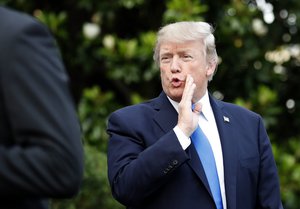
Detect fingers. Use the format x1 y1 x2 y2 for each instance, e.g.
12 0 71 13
177 75 200 136
181 75 196 106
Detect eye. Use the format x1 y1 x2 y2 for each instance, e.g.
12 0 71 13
160 56 171 63
182 54 193 61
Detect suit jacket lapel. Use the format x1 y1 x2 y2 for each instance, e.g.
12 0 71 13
152 92 212 197
210 95 237 209
152 92 178 133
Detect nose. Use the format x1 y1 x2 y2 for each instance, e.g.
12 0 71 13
170 57 181 73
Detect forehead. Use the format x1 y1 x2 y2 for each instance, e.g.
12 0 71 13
159 40 204 54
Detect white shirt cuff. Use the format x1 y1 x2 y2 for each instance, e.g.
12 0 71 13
173 126 191 150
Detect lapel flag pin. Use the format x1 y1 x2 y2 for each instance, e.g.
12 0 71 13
223 116 230 123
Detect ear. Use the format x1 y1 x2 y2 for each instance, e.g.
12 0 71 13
206 61 216 78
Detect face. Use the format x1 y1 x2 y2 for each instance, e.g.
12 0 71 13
159 40 215 102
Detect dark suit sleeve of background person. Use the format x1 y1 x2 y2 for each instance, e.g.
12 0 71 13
0 7 84 197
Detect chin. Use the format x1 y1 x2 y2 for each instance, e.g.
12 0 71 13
169 94 182 102
164 88 183 102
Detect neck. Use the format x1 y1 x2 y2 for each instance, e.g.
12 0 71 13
192 89 207 103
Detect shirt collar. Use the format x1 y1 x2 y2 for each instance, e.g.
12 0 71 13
196 90 210 121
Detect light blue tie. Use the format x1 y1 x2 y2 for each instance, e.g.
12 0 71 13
191 123 223 209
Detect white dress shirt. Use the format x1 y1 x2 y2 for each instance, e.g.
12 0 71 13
168 90 227 209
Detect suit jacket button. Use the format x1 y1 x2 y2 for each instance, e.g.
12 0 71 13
172 160 178 165
163 168 170 174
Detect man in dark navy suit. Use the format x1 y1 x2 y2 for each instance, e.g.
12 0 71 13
107 21 283 209
0 6 83 209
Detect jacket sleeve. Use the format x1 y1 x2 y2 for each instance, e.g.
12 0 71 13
0 14 84 198
257 117 284 209
107 109 189 206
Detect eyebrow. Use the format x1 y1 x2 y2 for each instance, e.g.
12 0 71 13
160 49 194 57
178 49 194 53
160 52 173 57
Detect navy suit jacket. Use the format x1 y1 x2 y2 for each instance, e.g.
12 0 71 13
107 91 283 209
0 7 83 209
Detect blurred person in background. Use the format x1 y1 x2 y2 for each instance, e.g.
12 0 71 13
107 21 283 209
0 6 84 209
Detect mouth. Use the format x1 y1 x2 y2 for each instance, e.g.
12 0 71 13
171 77 184 87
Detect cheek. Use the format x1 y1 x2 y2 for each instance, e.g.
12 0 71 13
160 67 168 78
191 68 206 82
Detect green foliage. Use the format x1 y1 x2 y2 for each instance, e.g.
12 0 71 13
35 10 68 40
78 86 120 151
2 0 300 208
234 85 281 129
164 0 207 22
100 32 157 84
